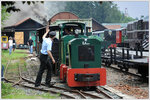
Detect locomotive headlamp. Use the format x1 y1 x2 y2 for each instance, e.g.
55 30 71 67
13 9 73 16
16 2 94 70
59 24 63 28
75 29 79 35
108 30 112 36
3 43 7 48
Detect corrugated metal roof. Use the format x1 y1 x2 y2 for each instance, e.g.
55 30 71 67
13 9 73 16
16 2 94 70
102 23 127 28
104 25 121 29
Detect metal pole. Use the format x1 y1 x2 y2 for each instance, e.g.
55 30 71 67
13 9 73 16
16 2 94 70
114 48 116 64
136 48 138 57
110 47 113 63
140 47 143 58
122 48 124 59
127 48 129 59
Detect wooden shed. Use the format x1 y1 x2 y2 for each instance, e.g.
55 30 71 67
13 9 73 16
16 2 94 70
48 12 106 32
50 12 79 24
3 18 43 47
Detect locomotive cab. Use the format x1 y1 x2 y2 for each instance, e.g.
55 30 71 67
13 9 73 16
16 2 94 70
1 36 9 50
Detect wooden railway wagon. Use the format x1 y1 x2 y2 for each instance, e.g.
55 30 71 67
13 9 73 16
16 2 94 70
36 22 106 88
102 47 149 77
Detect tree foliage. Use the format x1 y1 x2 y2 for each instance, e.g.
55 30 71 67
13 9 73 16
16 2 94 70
65 1 135 23
1 6 10 27
1 1 44 26
1 1 44 13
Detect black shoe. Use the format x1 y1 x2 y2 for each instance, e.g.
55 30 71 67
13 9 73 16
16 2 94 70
35 85 40 87
45 82 55 87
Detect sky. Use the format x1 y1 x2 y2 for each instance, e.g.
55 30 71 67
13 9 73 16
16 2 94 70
114 1 149 19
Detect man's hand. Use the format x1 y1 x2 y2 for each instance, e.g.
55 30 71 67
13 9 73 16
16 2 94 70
43 24 50 39
47 50 55 64
46 25 50 33
52 59 55 64
46 21 51 33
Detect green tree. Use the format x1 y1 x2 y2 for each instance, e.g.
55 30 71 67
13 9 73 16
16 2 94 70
1 6 10 27
1 1 44 13
64 1 135 23
1 1 44 27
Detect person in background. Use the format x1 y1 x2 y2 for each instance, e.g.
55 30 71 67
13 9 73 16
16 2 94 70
8 37 13 55
35 26 56 87
13 37 16 51
27 37 33 54
63 28 71 35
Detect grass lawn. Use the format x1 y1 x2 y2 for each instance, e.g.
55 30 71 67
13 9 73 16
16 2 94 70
1 49 27 68
2 82 59 99
1 49 60 99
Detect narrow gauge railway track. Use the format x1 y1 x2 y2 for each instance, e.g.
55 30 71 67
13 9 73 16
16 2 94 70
102 63 148 81
4 76 114 99
3 62 116 99
3 60 11 78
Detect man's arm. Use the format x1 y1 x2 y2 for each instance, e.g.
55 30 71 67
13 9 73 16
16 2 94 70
42 21 51 39
47 50 55 64
42 29 49 39
27 41 29 46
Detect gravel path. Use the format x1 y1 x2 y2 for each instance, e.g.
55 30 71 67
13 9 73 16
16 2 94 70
17 50 149 99
106 66 149 99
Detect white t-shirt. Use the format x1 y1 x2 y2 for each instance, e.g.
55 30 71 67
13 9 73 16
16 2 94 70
9 40 13 47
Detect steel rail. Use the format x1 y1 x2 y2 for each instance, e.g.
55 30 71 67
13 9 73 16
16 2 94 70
21 77 86 99
80 90 104 99
4 61 75 99
12 65 22 86
4 78 75 99
4 60 11 78
73 90 87 99
96 88 113 99
21 77 105 99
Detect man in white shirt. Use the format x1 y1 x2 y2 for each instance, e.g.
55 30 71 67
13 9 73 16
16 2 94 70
35 28 56 87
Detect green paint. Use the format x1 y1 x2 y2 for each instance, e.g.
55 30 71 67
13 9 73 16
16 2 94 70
68 38 101 68
60 35 87 64
61 35 74 64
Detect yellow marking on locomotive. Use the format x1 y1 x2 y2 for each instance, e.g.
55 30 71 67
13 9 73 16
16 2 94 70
1 36 8 43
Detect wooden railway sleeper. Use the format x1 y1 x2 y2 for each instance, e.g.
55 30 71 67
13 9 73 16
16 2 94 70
4 78 76 99
21 77 88 99
96 88 113 99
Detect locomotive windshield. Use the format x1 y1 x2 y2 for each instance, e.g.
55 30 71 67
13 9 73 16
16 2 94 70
78 45 94 61
2 37 7 41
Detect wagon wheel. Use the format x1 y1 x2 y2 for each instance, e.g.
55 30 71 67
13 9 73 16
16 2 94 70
125 68 129 72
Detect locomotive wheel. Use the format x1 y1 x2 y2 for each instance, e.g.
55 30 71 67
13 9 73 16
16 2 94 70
83 86 96 91
105 62 111 67
141 73 147 78
125 68 129 72
118 65 123 71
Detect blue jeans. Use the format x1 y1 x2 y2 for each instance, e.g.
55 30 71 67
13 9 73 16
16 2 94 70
29 45 33 54
9 46 13 55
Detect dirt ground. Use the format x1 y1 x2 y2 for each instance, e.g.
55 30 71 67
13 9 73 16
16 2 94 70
22 50 149 99
106 66 149 99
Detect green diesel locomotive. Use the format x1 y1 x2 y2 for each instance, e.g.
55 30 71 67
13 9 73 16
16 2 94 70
36 22 106 88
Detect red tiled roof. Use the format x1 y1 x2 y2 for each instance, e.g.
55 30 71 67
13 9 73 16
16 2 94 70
104 25 121 29
14 17 31 26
